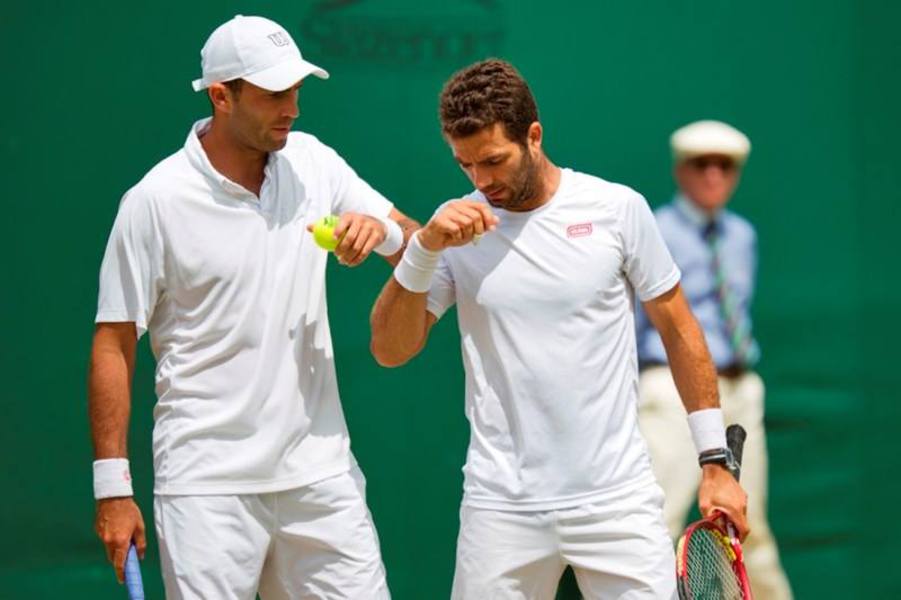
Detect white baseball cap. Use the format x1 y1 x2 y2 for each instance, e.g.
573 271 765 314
671 120 751 164
191 15 329 93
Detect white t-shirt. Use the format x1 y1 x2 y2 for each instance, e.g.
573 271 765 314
427 168 680 511
96 118 392 495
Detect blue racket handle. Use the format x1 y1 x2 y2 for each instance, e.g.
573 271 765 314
124 543 145 600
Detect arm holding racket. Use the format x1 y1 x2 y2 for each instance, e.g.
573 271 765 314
89 322 147 584
677 425 752 599
642 284 749 539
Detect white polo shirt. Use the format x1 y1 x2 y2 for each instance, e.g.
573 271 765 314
427 168 680 511
96 118 393 495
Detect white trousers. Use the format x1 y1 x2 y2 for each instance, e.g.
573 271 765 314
154 468 390 600
637 366 793 600
451 482 677 600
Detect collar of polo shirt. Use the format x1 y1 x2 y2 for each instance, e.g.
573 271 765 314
185 118 277 201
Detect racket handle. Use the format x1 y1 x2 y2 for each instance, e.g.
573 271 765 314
726 424 747 481
124 543 145 600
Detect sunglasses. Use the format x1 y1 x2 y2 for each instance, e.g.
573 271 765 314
687 156 737 172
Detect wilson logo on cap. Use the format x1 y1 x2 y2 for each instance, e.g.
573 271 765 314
192 16 329 92
267 31 291 47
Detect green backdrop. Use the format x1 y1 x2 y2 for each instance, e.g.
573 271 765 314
1 1 898 598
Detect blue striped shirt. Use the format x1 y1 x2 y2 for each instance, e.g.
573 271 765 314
636 195 759 369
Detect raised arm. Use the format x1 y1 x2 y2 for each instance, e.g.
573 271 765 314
370 200 497 367
642 283 749 538
88 322 147 583
370 276 438 367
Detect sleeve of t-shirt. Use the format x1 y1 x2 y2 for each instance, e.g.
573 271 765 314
95 189 164 339
321 143 393 219
620 191 681 302
426 254 456 320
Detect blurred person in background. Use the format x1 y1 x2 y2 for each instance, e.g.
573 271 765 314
636 120 793 599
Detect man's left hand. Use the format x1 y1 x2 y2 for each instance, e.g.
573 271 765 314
698 464 750 540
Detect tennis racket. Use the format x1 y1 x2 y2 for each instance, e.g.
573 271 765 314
124 542 145 600
676 424 752 599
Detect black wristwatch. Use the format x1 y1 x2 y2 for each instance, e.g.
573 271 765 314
698 447 740 479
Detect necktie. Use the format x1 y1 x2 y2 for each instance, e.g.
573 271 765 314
703 221 760 367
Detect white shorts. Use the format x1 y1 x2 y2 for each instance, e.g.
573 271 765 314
451 482 676 600
154 467 389 600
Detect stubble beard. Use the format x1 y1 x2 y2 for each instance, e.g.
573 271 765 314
503 148 543 211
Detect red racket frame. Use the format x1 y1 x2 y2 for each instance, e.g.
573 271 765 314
676 512 752 599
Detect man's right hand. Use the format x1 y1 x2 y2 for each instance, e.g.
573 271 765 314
418 200 499 251
95 497 146 583
698 464 750 540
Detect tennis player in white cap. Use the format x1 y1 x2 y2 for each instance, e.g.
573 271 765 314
637 120 794 599
89 14 416 599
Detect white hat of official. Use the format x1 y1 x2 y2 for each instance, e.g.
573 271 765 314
670 120 751 164
192 15 329 93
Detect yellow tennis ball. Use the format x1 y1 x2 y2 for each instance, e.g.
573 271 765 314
312 215 341 251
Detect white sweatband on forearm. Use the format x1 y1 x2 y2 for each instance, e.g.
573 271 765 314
393 232 441 293
374 217 404 256
687 408 727 453
93 458 134 499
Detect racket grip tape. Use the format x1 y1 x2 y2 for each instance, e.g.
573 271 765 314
725 424 747 481
124 543 145 600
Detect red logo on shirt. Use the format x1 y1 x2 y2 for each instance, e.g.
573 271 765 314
566 222 593 238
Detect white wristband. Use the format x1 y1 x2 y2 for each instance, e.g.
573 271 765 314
93 458 134 500
687 408 727 454
393 231 441 293
375 217 404 256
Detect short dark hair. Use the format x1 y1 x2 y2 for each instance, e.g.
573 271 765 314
439 59 539 144
224 78 244 96
208 79 244 112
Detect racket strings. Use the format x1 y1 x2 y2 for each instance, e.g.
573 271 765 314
684 528 743 599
